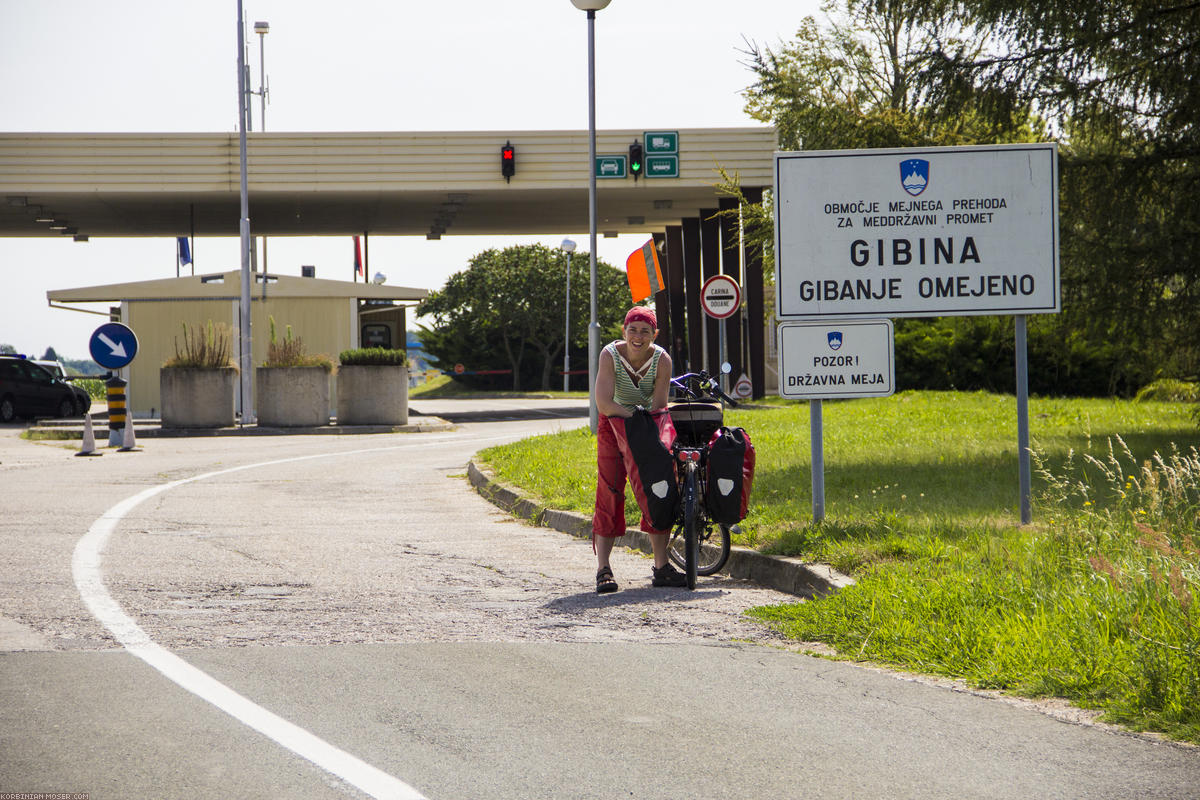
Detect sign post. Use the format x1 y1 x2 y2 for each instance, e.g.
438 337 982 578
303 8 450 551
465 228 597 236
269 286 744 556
774 143 1059 525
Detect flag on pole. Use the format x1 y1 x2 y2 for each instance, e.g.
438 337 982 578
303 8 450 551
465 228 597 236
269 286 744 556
353 235 363 278
624 239 665 303
177 236 192 267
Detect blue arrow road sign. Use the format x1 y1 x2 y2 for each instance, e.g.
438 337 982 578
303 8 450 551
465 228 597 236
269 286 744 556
89 322 139 370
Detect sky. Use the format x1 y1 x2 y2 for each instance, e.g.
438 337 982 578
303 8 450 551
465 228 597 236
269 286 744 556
0 0 820 360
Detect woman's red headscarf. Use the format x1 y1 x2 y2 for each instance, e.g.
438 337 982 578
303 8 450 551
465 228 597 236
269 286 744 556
623 306 657 329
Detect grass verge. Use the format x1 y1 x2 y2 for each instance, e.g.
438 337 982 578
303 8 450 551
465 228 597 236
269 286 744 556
410 373 588 400
478 390 1200 742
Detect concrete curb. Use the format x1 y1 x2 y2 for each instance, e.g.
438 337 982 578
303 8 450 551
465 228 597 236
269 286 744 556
467 460 854 599
26 417 456 438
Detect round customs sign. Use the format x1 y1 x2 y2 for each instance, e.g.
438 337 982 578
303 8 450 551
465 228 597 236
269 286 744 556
701 274 742 319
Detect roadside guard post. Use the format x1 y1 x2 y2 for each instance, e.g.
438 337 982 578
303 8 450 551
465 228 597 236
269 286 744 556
105 376 127 448
774 143 1060 525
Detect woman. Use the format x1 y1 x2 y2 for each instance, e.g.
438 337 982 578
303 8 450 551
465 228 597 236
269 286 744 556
592 306 688 593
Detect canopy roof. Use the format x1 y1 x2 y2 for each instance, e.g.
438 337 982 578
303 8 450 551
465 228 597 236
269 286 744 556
46 270 428 304
1 128 775 240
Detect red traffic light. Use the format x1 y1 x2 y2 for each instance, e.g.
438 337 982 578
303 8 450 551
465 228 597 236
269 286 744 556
501 141 515 182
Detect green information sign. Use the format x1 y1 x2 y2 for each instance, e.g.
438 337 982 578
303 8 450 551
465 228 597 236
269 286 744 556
645 154 679 178
594 155 627 179
644 131 678 154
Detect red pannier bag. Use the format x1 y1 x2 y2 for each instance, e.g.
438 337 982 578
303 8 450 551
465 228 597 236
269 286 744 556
704 427 755 525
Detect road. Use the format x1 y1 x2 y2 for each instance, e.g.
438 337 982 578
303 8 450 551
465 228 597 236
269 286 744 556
1 398 1197 799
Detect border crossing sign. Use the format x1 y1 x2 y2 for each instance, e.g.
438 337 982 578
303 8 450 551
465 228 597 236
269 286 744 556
774 143 1060 319
777 319 894 399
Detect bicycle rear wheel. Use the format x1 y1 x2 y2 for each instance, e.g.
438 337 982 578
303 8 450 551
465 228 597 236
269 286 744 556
682 473 698 590
668 522 731 576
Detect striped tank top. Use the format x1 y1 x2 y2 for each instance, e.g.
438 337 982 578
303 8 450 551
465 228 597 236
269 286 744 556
605 341 665 411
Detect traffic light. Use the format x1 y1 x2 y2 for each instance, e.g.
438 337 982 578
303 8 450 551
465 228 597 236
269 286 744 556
501 141 515 182
628 140 644 181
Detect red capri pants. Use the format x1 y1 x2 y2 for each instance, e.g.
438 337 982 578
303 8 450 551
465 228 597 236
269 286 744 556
592 410 676 541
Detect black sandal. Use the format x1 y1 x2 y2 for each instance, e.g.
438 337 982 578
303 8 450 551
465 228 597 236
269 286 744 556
596 566 619 594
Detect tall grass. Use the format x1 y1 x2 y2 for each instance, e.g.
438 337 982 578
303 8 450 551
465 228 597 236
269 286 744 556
162 321 234 369
752 437 1200 740
263 316 334 371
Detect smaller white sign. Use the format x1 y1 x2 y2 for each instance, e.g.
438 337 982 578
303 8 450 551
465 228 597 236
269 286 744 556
732 373 753 399
778 319 895 399
702 274 742 319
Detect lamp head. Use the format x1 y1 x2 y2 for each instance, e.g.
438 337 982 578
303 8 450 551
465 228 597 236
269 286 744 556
372 272 387 285
559 238 577 253
570 0 612 10
254 21 270 34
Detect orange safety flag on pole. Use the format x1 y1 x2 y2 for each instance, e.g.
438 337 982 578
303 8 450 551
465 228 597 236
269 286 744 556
625 239 665 303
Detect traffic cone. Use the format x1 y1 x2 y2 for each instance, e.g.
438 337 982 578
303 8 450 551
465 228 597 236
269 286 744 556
118 413 139 452
75 413 102 457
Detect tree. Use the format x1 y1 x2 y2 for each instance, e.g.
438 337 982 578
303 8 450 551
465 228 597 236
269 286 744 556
0 344 15 355
926 0 1200 390
41 346 59 361
741 0 1036 152
417 244 629 391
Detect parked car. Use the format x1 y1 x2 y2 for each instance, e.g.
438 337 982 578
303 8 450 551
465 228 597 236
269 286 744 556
0 355 91 422
32 359 68 380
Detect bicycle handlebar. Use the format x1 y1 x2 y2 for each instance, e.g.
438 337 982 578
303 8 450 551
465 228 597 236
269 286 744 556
670 370 739 407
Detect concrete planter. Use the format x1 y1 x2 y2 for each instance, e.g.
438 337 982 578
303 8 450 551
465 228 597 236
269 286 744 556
336 364 408 425
160 366 237 428
256 366 331 427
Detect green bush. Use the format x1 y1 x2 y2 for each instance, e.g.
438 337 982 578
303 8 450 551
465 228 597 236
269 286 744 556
1135 379 1200 403
162 321 236 369
338 347 407 366
263 317 333 371
892 316 1153 397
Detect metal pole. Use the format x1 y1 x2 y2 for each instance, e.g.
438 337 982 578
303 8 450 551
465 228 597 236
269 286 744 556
236 1 254 425
564 252 571 393
586 8 600 434
257 28 267 297
718 322 727 394
258 31 267 127
810 399 825 523
1015 314 1032 524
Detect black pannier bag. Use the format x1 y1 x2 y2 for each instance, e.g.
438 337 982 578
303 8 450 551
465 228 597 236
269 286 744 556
623 408 680 530
705 426 755 525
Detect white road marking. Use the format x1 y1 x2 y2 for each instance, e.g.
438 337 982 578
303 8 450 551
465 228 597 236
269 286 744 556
72 434 516 800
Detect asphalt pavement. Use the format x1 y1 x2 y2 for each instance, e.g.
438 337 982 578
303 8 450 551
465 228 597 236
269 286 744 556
1 398 1197 800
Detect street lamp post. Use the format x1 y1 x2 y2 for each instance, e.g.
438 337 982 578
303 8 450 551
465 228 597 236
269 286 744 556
252 20 269 291
235 1 253 424
569 0 611 433
560 238 577 393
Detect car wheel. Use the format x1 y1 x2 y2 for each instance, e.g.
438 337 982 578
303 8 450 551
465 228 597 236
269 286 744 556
58 397 76 418
0 396 14 423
